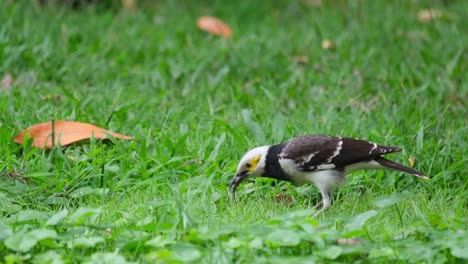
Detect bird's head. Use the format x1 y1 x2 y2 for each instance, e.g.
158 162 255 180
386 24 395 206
229 146 270 193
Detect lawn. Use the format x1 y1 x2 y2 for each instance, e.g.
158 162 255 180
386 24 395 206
0 0 467 263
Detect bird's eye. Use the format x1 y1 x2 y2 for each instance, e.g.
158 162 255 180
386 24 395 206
246 163 251 168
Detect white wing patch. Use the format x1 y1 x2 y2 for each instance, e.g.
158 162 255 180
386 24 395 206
280 150 319 166
368 143 377 155
301 151 318 164
327 138 343 163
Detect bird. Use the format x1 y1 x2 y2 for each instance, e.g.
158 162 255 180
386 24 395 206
229 134 428 215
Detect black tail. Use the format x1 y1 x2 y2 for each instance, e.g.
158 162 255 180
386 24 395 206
375 157 429 179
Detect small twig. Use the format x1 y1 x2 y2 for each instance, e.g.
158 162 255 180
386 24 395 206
0 171 30 184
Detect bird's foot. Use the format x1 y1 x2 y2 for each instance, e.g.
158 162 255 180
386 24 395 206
311 199 330 218
312 208 325 218
311 201 323 211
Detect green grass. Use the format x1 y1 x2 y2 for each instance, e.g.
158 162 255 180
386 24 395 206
1 0 467 263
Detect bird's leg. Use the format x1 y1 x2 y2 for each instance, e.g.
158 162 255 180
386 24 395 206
321 189 331 212
312 188 331 217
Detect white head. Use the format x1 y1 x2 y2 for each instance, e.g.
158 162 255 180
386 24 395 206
229 146 270 192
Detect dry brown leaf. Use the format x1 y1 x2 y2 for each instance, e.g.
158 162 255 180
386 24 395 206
197 16 232 38
40 94 65 103
288 55 309 64
337 238 361 245
121 0 136 11
182 158 202 167
275 194 295 205
1 74 13 89
304 0 322 6
1 171 30 184
418 9 443 22
408 156 415 167
14 120 133 149
321 39 335 50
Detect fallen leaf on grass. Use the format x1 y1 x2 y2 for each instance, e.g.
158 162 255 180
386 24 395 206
14 121 133 149
197 16 232 38
288 55 309 64
182 158 202 167
0 171 30 183
304 0 322 6
418 9 443 22
337 238 361 245
242 77 261 89
1 74 13 89
408 156 415 167
321 39 335 50
39 94 64 103
275 194 295 205
121 0 136 11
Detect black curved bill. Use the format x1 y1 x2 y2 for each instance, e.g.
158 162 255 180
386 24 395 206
229 171 249 193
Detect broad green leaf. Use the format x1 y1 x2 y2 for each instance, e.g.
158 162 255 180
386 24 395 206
136 216 154 226
223 237 243 249
446 230 468 259
28 229 58 240
69 207 101 223
5 229 57 252
321 245 343 260
170 245 202 262
373 192 413 208
145 236 174 248
7 209 49 223
105 164 120 172
249 237 263 249
145 249 173 262
84 252 133 264
0 194 22 213
2 203 22 213
0 222 13 240
68 237 105 248
70 187 109 198
45 208 68 226
451 246 468 259
345 210 378 232
33 251 64 264
42 196 69 205
4 233 35 252
266 229 301 247
4 254 30 264
369 247 394 258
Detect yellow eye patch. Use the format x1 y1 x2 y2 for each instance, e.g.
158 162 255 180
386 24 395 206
248 156 261 172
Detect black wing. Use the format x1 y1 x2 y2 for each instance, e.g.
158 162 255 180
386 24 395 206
279 135 401 171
